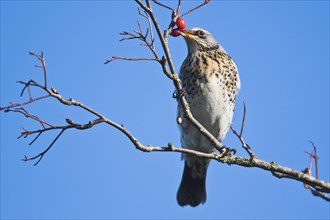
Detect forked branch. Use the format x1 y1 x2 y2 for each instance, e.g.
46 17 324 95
105 8 159 64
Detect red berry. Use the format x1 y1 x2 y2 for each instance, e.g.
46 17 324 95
171 28 180 37
176 17 186 30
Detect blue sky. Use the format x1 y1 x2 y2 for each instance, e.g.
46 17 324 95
1 1 329 219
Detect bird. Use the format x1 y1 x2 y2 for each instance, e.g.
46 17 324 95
176 28 241 207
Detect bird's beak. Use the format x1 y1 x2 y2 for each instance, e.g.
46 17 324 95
179 29 195 38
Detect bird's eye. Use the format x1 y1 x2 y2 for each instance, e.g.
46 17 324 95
198 30 205 38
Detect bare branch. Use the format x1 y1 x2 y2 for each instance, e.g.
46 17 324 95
311 189 330 201
19 79 38 97
152 0 173 11
22 129 66 166
176 0 182 13
159 55 173 79
29 51 47 88
151 0 211 18
303 142 328 201
138 8 155 48
240 101 246 137
106 6 160 65
4 50 330 196
105 56 158 64
0 94 50 111
309 140 319 179
230 103 257 159
29 132 42 145
6 107 55 129
179 0 211 17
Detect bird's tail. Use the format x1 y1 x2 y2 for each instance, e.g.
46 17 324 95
177 162 207 207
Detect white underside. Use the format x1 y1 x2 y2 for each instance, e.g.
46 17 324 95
179 68 240 156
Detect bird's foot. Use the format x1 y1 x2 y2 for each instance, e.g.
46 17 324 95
217 146 236 158
172 89 185 99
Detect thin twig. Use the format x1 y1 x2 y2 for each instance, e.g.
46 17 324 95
7 107 54 129
40 52 48 88
309 141 319 179
240 101 246 137
29 51 47 88
303 142 326 200
179 0 211 17
105 56 158 64
176 0 182 14
311 189 330 201
23 129 66 166
230 102 257 158
106 7 160 65
20 80 37 97
138 8 155 48
29 132 42 145
0 94 50 111
152 0 173 11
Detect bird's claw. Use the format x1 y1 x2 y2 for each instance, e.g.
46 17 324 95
172 89 185 99
218 146 236 157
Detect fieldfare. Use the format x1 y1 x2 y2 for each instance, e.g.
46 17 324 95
177 28 241 207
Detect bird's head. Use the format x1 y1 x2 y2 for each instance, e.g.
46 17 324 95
179 28 225 54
